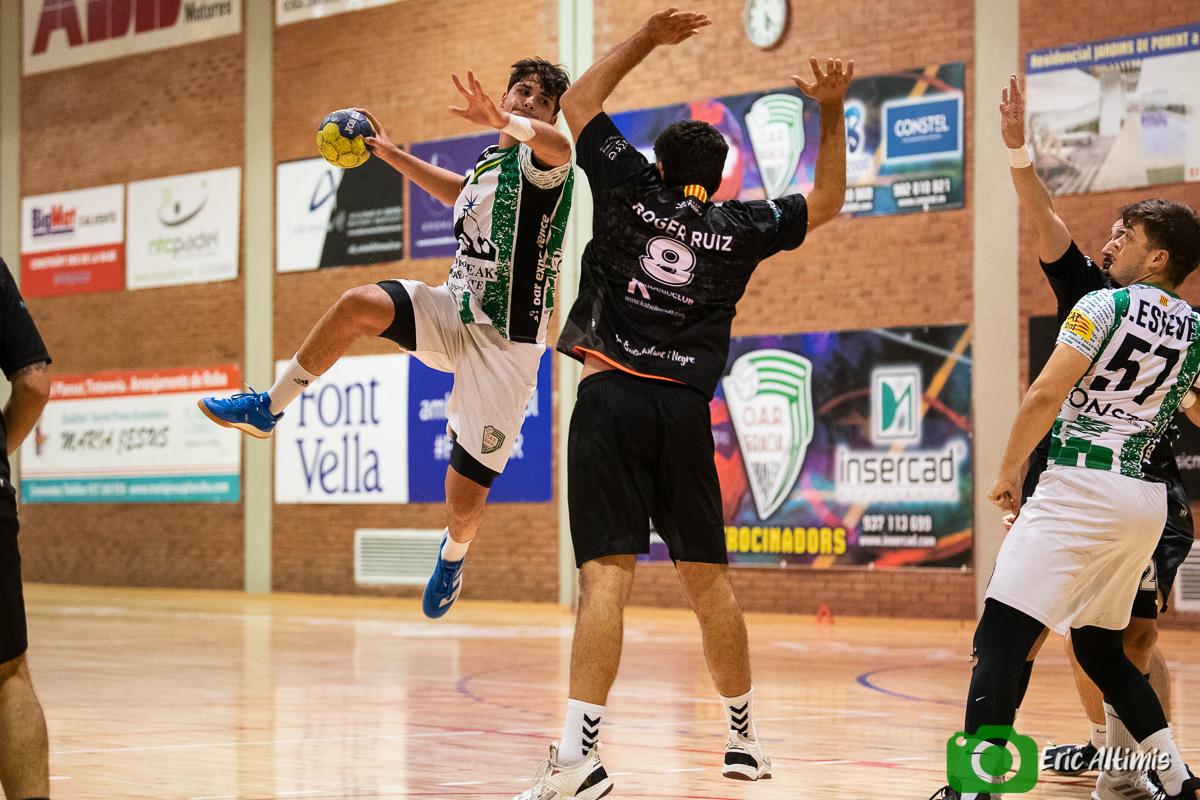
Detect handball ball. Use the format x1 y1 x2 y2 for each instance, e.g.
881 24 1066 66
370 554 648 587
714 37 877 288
317 109 374 168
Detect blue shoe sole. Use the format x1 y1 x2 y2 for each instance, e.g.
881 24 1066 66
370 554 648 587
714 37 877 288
198 399 274 439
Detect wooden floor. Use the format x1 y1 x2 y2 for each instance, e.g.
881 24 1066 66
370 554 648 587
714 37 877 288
19 584 1200 800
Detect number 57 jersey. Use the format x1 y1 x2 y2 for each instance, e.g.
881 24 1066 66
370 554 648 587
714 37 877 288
1053 284 1200 479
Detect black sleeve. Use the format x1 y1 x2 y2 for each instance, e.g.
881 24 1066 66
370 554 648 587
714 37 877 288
1040 241 1107 321
575 112 650 193
0 259 51 378
737 193 809 259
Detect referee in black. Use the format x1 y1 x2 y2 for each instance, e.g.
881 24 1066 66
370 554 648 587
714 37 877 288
507 9 852 797
0 256 53 800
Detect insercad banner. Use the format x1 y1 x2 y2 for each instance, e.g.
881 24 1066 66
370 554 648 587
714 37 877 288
641 324 974 569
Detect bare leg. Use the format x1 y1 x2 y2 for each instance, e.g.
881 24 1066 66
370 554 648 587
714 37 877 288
675 561 751 697
0 654 49 800
295 284 396 375
568 556 636 705
444 464 491 545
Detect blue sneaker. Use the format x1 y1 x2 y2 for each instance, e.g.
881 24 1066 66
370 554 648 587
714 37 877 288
198 389 282 439
423 533 464 618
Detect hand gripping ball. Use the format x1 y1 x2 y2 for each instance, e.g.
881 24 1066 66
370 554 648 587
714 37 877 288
317 109 374 168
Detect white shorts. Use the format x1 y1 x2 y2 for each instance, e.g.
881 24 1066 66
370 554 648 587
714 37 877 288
986 466 1166 635
395 279 542 475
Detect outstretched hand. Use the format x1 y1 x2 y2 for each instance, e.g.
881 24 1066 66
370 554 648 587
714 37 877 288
450 71 508 129
354 107 393 153
1000 74 1026 148
792 57 854 105
641 7 711 46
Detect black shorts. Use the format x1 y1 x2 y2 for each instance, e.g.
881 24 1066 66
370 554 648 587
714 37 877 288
568 371 727 567
0 517 27 664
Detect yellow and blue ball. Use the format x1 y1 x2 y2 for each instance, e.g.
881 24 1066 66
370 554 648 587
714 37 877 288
317 109 374 169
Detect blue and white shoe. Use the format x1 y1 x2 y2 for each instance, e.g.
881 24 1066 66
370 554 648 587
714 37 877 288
198 389 282 439
423 533 464 618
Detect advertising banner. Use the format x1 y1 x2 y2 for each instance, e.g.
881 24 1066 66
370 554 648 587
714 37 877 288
126 167 241 289
20 184 125 297
610 62 965 218
21 365 242 503
641 324 973 568
274 352 551 503
1026 23 1200 194
408 133 495 260
24 0 242 76
275 156 403 272
276 0 408 25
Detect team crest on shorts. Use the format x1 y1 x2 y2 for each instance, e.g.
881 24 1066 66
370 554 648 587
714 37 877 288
721 349 815 520
481 425 505 454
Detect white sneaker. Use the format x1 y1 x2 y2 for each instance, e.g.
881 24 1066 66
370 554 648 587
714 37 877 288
513 743 613 800
723 732 772 780
1092 769 1160 800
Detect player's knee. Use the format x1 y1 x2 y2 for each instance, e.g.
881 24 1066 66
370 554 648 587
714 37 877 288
1123 622 1158 663
335 285 392 333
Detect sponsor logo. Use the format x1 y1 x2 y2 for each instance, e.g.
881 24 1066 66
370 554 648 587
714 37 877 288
30 0 234 55
844 99 874 183
835 441 967 503
1062 309 1094 340
881 94 963 163
871 366 922 444
481 425 505 454
744 93 805 199
722 350 814 520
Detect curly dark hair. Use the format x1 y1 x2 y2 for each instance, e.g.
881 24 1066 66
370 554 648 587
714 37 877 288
1121 198 1200 286
507 58 571 114
653 120 729 196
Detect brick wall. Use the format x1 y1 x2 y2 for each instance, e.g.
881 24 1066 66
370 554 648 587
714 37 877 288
16 1 1200 621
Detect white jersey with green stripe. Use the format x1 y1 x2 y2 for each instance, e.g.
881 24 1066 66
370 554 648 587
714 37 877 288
448 142 573 345
1050 283 1200 479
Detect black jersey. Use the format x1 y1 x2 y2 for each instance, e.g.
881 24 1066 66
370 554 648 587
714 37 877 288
557 113 808 398
0 259 51 516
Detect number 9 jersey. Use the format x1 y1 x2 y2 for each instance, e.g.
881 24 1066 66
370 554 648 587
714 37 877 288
1052 284 1200 479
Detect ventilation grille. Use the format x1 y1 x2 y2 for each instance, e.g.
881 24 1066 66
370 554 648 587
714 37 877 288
1174 550 1200 611
354 528 442 586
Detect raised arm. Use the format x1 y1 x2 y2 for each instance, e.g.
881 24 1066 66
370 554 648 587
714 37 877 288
4 361 49 456
357 108 465 205
449 71 572 168
1001 75 1072 262
559 8 711 141
794 57 853 230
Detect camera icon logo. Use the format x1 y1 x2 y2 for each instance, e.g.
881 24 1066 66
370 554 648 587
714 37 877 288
946 725 1038 794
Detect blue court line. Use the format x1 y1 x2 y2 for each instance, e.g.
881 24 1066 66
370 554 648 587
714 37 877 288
856 666 964 706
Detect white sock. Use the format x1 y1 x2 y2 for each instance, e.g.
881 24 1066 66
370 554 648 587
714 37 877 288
721 686 757 741
1089 719 1107 751
1105 702 1140 755
559 699 604 766
267 355 319 414
1142 728 1188 794
440 532 469 563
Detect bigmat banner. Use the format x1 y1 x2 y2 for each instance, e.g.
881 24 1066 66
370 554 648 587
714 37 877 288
274 352 551 503
127 167 241 289
24 0 242 76
21 184 125 297
408 133 496 260
610 62 965 218
643 324 974 568
276 0 409 25
21 366 242 503
1026 23 1200 194
276 156 404 272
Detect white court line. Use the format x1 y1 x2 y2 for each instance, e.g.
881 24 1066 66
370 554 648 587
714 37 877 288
438 782 483 786
813 760 854 765
277 792 322 796
53 729 485 755
886 756 925 761
665 768 704 773
49 776 71 780
190 796 237 799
